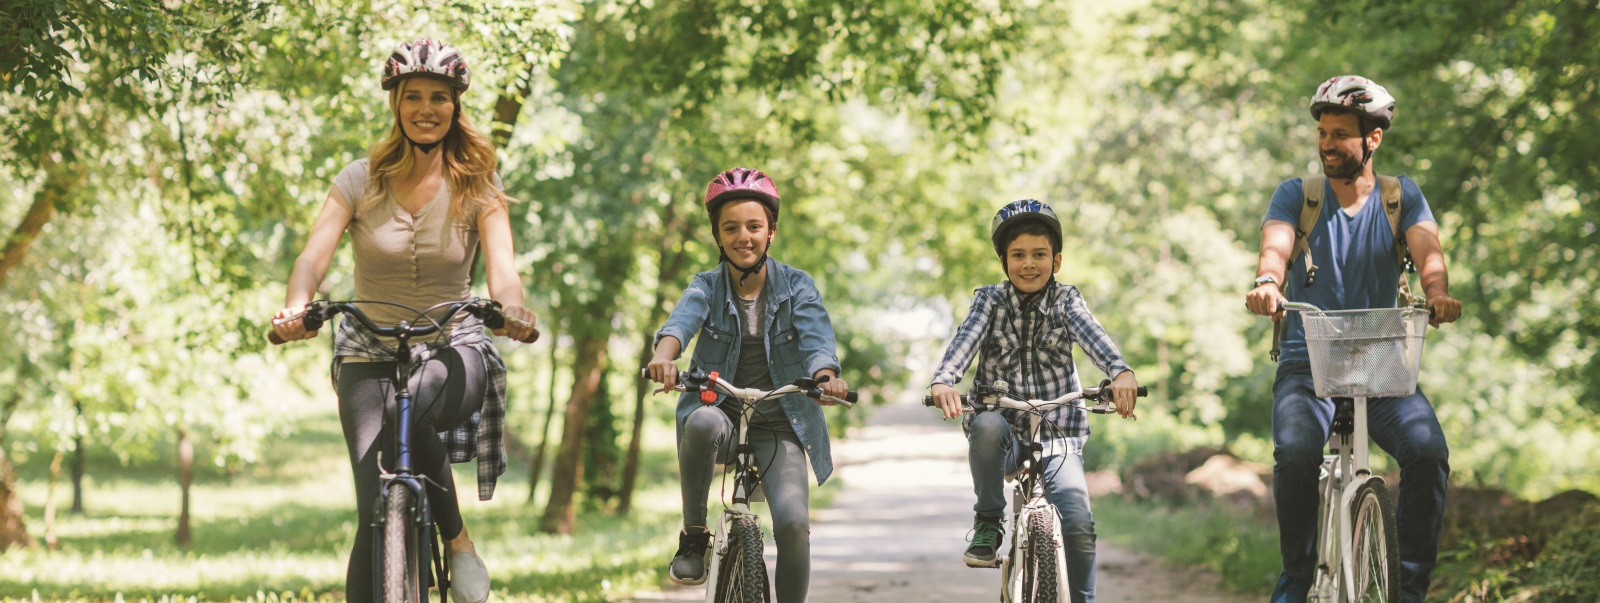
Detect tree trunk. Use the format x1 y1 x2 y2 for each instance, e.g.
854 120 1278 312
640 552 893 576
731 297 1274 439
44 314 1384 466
619 205 693 514
71 401 85 514
0 153 81 292
538 330 610 534
44 451 61 550
528 324 560 503
491 62 539 149
0 392 34 552
175 429 194 547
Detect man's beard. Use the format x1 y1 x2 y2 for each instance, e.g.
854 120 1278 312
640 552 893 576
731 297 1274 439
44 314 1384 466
1322 151 1362 179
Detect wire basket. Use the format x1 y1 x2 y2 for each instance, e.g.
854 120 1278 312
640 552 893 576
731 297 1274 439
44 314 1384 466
1302 308 1429 398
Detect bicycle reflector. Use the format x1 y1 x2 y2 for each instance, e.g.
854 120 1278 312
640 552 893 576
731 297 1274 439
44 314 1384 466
701 371 721 404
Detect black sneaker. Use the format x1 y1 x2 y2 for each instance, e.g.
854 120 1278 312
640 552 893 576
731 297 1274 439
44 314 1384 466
668 528 713 585
963 515 1005 568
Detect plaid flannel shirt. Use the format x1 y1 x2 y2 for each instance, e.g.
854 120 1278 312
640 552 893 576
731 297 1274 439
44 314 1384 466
331 314 507 500
930 281 1133 455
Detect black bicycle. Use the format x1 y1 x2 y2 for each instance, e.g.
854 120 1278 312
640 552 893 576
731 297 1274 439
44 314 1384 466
270 298 536 603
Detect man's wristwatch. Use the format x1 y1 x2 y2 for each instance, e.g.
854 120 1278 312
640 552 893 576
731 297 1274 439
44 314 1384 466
1253 275 1280 289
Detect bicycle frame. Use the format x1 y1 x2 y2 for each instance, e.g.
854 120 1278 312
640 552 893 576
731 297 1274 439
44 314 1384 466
929 383 1144 603
648 367 854 603
1311 397 1386 602
272 298 531 603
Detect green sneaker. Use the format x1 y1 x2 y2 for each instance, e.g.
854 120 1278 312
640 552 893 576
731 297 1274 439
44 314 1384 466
963 515 1004 567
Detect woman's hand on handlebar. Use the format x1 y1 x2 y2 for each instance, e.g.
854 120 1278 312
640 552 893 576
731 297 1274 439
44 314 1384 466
270 305 316 343
813 370 849 406
930 383 963 420
493 304 539 343
645 357 680 392
1109 370 1139 420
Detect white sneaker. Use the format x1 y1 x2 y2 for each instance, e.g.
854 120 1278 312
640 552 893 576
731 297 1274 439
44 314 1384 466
449 550 490 603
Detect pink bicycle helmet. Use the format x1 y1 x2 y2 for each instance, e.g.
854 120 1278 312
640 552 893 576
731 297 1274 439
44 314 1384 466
704 167 781 224
1309 75 1395 131
382 39 471 92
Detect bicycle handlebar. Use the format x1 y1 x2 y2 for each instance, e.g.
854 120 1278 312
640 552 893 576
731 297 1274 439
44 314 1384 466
1277 300 1433 317
268 298 539 345
921 385 1148 416
639 366 859 407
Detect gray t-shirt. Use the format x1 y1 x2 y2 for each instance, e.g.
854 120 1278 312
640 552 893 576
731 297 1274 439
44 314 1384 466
730 286 791 431
331 159 491 351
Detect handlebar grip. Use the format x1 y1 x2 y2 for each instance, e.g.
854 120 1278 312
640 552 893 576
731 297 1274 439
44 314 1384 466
922 395 935 407
640 367 650 379
1137 386 1148 397
844 391 859 404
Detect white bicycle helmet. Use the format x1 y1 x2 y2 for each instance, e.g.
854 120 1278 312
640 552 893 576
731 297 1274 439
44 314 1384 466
1309 75 1395 130
382 39 471 91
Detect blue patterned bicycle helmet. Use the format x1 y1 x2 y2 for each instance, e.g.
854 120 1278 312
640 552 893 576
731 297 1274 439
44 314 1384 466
990 199 1062 259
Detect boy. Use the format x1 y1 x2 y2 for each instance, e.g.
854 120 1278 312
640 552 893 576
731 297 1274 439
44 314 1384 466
928 199 1140 603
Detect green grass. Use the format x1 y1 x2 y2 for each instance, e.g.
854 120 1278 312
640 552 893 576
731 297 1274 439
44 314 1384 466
1093 496 1279 595
0 390 696 603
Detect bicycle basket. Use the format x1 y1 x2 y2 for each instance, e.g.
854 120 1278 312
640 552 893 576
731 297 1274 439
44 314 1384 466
1301 308 1429 398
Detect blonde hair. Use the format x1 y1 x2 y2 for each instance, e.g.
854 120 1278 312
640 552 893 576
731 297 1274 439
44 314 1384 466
359 78 512 220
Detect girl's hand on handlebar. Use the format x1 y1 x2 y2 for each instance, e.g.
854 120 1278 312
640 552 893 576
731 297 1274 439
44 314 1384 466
1109 370 1139 420
270 305 316 343
814 370 849 406
494 304 539 343
646 356 680 392
930 383 963 420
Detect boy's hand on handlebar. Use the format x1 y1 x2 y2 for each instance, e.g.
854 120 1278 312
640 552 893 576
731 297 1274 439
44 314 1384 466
1110 370 1139 420
814 370 849 406
493 304 539 343
930 383 963 420
270 305 316 343
646 355 679 392
1245 283 1286 322
1426 295 1461 328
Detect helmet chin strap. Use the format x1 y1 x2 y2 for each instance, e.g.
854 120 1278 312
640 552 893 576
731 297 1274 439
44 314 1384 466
733 252 767 287
399 110 454 154
1348 137 1373 186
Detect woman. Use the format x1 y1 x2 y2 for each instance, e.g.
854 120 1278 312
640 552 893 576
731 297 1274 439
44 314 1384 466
644 167 850 603
270 38 536 603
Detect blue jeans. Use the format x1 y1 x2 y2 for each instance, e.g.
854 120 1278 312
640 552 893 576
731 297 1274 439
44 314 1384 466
1272 363 1449 603
970 412 1097 603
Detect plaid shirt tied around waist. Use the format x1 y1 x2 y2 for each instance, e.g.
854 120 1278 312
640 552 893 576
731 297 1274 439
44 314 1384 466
331 314 507 500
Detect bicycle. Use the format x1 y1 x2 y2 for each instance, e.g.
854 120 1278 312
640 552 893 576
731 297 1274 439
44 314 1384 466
642 366 857 603
270 298 537 603
1281 301 1429 603
923 381 1147 603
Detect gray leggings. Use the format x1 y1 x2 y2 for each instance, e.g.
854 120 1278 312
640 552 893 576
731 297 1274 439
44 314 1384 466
336 347 485 603
680 406 812 603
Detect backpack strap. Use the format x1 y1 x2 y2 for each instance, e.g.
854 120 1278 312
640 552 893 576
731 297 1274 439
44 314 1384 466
1378 175 1417 305
1273 176 1325 361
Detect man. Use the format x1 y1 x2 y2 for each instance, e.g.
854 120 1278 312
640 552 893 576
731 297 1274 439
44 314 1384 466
1245 75 1463 603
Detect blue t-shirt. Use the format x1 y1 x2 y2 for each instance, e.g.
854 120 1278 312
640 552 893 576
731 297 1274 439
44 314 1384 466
1263 176 1434 364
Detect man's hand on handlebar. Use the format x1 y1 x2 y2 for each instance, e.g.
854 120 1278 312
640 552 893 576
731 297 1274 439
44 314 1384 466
1108 370 1139 420
930 382 963 420
1425 295 1461 328
1245 282 1286 321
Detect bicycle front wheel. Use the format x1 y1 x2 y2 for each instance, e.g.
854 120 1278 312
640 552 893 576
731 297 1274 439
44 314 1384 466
1348 480 1400 603
1022 508 1062 603
713 516 770 603
381 482 424 603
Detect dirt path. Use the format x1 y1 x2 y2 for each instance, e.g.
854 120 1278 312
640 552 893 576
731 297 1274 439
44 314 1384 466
623 398 1252 603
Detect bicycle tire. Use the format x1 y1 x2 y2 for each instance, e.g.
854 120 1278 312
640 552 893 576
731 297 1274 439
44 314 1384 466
1348 479 1400 603
713 516 770 603
381 482 424 603
1025 508 1061 603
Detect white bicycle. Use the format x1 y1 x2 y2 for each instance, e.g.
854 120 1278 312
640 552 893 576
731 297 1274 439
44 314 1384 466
1283 301 1429 603
644 366 856 603
924 381 1146 603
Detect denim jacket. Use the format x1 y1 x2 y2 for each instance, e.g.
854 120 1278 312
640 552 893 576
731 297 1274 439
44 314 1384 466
655 257 843 484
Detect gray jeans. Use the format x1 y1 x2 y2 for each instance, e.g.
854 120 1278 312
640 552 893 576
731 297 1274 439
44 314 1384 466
969 411 1097 603
680 406 811 603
